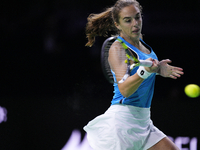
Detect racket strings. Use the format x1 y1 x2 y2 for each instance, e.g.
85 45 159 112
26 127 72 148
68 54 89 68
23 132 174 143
108 45 130 83
101 37 133 84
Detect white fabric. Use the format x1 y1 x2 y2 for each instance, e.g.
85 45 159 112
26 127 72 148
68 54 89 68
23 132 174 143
137 66 152 79
83 104 166 150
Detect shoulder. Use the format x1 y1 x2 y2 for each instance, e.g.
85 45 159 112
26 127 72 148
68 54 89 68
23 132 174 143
110 40 122 50
108 40 127 73
109 40 125 57
108 40 127 66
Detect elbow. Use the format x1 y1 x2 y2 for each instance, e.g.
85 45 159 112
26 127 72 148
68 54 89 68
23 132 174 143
118 78 141 98
119 89 135 98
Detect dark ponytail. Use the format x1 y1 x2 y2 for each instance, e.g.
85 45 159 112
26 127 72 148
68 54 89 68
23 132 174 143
85 7 117 47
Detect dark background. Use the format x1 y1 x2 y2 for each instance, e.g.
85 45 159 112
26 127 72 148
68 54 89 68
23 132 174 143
0 0 200 149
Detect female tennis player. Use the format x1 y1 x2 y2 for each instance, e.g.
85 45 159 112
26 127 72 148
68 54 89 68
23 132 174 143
83 0 184 149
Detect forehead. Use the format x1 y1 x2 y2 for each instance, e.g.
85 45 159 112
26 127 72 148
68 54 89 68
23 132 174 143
119 4 140 18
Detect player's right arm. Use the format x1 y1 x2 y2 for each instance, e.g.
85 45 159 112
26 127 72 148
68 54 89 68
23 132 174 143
108 41 145 97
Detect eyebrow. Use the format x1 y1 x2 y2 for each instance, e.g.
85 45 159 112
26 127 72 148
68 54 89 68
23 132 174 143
122 13 140 20
123 17 131 20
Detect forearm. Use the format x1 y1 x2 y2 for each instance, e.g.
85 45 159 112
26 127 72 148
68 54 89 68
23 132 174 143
118 73 144 98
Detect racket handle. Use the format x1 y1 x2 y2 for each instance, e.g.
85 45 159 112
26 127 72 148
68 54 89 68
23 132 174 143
139 60 153 67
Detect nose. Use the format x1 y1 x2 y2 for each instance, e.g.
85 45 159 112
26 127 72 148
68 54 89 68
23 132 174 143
132 19 138 27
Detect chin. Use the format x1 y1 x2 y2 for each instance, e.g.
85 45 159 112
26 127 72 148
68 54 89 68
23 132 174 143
130 34 140 39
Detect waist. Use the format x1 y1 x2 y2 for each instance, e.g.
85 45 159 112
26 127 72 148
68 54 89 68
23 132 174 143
105 104 150 122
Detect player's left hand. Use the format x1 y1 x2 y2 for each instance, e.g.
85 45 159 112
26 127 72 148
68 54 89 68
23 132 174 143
157 59 184 79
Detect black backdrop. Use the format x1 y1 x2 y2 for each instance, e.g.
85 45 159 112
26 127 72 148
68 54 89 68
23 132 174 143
0 0 200 149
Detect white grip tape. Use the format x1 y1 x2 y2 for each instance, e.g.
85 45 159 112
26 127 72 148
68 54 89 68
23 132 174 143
137 66 152 79
139 60 153 67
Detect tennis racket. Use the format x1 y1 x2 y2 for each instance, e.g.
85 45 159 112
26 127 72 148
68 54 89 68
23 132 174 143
101 36 153 84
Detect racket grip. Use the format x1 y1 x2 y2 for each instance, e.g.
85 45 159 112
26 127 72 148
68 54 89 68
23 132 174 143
139 60 153 67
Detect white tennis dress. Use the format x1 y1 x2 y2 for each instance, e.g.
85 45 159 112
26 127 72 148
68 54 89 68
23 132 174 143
84 104 166 150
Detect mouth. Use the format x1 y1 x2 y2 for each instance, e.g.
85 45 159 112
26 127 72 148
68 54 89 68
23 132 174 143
132 29 140 33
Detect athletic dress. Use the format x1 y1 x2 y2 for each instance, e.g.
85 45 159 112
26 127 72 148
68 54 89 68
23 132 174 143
83 36 166 150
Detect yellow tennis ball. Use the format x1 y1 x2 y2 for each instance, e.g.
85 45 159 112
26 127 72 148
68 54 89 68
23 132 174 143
184 84 200 98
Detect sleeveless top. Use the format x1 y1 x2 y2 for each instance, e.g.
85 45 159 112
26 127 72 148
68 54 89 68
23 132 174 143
111 36 158 108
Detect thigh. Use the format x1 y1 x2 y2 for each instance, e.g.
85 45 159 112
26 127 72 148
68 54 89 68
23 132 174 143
147 137 180 150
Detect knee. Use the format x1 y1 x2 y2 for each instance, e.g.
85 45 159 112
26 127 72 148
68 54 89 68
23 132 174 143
171 147 180 150
168 142 180 150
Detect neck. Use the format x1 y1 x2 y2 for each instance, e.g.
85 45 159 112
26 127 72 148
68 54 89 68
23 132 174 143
120 34 140 49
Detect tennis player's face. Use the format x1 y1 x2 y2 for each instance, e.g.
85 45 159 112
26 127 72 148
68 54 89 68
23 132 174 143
115 4 142 40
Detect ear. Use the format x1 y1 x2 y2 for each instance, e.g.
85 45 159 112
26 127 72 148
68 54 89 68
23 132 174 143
114 22 122 31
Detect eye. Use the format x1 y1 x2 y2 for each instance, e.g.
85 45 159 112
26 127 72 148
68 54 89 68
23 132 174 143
125 19 131 23
135 13 141 20
135 16 140 20
124 19 131 23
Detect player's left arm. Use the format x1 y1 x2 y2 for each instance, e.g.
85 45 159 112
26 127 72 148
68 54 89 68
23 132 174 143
157 59 184 79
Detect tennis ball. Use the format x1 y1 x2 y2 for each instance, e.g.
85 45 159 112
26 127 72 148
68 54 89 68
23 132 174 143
184 84 200 98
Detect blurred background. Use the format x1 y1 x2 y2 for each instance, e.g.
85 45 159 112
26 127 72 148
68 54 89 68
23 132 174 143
0 0 200 149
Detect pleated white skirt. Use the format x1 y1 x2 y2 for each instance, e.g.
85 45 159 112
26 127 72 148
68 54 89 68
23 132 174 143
83 104 166 150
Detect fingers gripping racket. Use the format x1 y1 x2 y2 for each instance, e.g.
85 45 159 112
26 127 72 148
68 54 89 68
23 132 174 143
101 37 153 84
